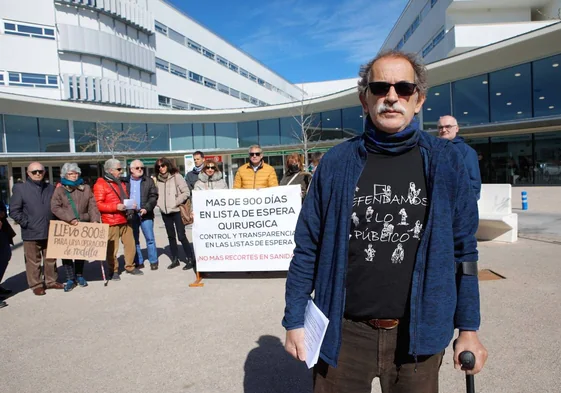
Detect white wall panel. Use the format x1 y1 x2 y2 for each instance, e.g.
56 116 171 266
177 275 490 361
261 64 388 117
99 13 114 33
3 0 57 26
82 55 102 77
94 77 102 101
78 8 99 29
59 53 83 75
0 36 59 75
55 5 80 26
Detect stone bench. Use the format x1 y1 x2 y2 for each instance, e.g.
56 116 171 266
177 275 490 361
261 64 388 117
475 184 518 243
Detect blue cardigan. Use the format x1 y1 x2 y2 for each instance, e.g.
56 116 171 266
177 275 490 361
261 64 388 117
283 131 480 367
452 136 482 200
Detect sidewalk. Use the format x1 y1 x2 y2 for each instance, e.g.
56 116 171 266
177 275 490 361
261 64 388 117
0 214 560 393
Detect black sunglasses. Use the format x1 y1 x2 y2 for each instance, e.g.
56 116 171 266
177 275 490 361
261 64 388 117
114 168 123 172
156 164 167 169
132 166 144 170
249 152 262 157
206 166 216 170
29 170 45 175
368 81 417 96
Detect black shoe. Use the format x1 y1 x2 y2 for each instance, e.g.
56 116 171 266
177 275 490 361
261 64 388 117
126 268 144 276
0 286 12 295
167 258 180 269
137 262 145 269
150 263 159 271
183 258 194 271
0 300 7 309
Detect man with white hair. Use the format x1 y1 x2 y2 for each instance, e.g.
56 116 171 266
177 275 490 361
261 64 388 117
283 51 487 392
93 159 142 279
126 159 159 270
438 115 481 200
10 162 62 295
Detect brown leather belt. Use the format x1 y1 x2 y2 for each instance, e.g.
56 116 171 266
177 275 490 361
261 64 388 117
365 319 399 329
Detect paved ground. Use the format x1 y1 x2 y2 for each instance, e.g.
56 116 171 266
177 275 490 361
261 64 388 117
1 191 560 393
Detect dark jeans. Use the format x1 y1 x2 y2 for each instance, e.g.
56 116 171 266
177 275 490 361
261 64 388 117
62 259 85 279
161 211 193 260
0 235 12 283
314 319 444 393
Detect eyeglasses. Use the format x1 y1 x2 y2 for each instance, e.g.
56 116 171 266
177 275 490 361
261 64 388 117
114 168 123 172
66 172 79 176
368 82 418 97
132 167 144 170
437 124 457 131
29 170 45 175
156 164 167 169
249 152 262 157
206 166 216 170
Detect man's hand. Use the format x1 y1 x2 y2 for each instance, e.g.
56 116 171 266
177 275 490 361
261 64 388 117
454 331 488 375
117 204 126 211
285 328 306 362
70 219 79 226
139 209 147 216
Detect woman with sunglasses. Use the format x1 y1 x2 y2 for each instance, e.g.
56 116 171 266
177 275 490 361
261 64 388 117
51 163 101 291
279 153 312 201
154 158 195 270
193 160 228 191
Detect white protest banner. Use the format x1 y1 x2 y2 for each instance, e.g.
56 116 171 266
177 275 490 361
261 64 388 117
192 186 301 272
46 221 110 261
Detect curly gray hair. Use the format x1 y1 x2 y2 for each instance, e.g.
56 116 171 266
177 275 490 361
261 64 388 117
358 50 428 98
61 163 81 178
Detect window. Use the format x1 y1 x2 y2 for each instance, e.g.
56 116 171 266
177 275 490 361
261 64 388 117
535 131 561 184
258 119 280 146
431 0 438 7
216 56 228 67
257 78 265 86
321 109 343 140
422 42 434 58
170 124 193 150
248 73 257 82
189 71 203 84
217 83 229 94
0 73 4 85
170 63 187 78
432 28 445 46
265 82 272 90
204 78 216 89
250 97 258 105
533 54 561 117
203 48 215 59
489 135 532 185
215 123 238 149
168 28 185 45
490 64 532 122
74 121 97 153
155 21 168 35
172 99 189 110
4 115 40 152
422 83 451 129
241 93 250 102
342 106 364 136
190 104 205 110
229 62 239 73
158 95 171 108
146 124 169 151
238 121 258 148
229 88 240 98
240 68 249 78
7 72 58 88
155 57 169 71
3 22 55 40
452 75 490 126
39 118 69 152
187 39 202 53
280 117 301 145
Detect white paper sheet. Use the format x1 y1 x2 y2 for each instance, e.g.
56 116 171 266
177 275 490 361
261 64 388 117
123 199 135 209
304 299 329 369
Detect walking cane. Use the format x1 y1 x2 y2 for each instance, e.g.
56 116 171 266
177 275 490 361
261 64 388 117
459 351 476 393
100 261 108 286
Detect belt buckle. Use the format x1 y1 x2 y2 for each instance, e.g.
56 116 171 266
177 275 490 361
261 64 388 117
369 319 399 330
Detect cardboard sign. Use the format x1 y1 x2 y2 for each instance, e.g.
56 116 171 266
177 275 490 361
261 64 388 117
46 221 110 261
192 186 301 272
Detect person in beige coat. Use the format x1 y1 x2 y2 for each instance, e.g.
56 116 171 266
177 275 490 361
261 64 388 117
51 163 101 291
193 159 229 191
154 157 195 270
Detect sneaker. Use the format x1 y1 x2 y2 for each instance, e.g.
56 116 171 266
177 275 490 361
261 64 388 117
126 268 144 276
112 273 121 281
76 276 88 287
0 300 7 309
64 279 76 292
150 262 159 271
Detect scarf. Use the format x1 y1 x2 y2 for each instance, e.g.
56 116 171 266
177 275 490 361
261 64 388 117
194 164 204 174
104 172 127 202
61 177 84 187
157 172 171 183
363 115 420 155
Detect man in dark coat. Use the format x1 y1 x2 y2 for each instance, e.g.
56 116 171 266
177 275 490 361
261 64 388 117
185 151 205 190
0 197 16 308
126 159 159 270
438 115 482 200
9 162 63 296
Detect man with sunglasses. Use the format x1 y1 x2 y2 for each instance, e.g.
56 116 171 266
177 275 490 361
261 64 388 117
94 159 142 280
283 51 487 393
10 162 62 296
126 160 159 270
438 116 481 200
233 145 278 189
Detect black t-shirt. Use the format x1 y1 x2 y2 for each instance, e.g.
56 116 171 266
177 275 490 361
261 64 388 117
345 146 428 320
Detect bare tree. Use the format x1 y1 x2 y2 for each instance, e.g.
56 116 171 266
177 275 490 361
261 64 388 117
78 122 156 158
291 88 322 170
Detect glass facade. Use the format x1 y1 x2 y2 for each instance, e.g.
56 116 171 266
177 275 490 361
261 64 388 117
5 115 40 152
423 54 561 129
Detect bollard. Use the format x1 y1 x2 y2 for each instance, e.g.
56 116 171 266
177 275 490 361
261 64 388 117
521 191 528 210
